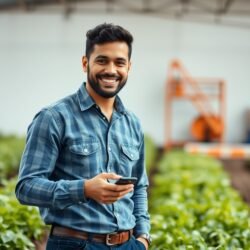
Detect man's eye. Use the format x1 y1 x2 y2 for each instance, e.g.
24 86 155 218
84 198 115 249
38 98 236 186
96 59 106 64
116 61 126 66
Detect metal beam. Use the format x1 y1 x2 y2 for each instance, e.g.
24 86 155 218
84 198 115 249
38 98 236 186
222 0 235 13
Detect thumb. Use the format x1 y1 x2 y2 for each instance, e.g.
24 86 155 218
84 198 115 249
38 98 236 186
101 172 122 180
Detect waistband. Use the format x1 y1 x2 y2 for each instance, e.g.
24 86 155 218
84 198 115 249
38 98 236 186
51 226 133 246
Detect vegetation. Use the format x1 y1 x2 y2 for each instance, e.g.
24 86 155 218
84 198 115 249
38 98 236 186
1 134 250 249
145 134 158 173
0 135 46 249
0 134 25 184
0 179 46 250
150 151 250 249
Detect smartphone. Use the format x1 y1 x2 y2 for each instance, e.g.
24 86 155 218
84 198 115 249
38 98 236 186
115 177 138 185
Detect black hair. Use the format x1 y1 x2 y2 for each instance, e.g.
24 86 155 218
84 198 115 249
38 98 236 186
85 23 133 59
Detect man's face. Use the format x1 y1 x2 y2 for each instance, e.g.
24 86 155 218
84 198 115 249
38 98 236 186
82 42 131 98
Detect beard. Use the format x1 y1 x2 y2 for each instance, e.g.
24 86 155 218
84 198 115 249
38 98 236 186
87 66 127 98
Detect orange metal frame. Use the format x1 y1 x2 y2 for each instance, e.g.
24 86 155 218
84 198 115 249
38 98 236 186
165 59 226 149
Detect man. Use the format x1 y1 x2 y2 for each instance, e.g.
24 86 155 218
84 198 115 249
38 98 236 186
16 23 151 250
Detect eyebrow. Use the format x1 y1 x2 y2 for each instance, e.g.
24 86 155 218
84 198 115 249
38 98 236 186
95 55 127 62
95 55 108 60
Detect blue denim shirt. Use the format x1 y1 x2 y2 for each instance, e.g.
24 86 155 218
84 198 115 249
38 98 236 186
16 83 150 236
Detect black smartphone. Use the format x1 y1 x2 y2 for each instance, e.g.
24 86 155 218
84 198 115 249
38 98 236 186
115 177 138 185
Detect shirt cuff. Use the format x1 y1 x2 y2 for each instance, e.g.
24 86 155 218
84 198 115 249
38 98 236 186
68 179 88 203
134 222 150 237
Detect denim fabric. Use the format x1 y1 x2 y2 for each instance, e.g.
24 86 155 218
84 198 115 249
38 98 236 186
46 235 145 250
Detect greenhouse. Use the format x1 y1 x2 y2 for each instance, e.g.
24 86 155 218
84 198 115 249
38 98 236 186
1 1 250 249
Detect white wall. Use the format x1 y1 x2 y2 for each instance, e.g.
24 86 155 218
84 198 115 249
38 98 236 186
0 12 250 145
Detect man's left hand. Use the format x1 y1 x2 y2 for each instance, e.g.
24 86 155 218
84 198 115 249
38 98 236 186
136 237 149 250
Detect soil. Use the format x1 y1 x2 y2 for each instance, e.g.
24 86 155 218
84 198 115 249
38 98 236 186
221 159 250 205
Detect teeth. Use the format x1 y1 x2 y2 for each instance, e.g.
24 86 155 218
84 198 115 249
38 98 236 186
102 78 117 83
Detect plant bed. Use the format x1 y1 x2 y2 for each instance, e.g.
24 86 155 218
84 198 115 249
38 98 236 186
222 159 250 204
149 151 250 249
0 179 47 250
0 134 25 183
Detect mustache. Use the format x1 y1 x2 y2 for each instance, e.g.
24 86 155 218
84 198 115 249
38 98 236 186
97 73 121 80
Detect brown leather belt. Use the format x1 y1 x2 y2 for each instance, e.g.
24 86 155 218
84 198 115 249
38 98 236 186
52 226 133 246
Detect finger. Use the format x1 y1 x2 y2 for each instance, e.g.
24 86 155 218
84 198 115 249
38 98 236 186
97 196 118 204
101 188 134 204
105 183 134 191
116 187 134 197
104 189 134 202
103 187 134 198
100 172 122 180
102 196 122 204
102 190 121 198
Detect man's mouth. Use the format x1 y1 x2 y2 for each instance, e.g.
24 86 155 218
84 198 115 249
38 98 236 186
98 75 121 86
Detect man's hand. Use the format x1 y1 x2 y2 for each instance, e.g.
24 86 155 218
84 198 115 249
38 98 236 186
84 173 134 204
137 237 149 250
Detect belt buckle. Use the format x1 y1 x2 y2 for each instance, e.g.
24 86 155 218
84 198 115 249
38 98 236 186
106 232 117 246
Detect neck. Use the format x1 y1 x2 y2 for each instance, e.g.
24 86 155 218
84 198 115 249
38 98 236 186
86 82 115 119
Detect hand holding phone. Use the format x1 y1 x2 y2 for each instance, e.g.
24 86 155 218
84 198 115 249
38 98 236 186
115 177 137 185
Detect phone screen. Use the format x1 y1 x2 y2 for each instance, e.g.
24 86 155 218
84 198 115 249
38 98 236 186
115 177 137 185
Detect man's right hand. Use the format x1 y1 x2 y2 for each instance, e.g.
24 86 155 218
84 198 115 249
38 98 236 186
84 173 134 204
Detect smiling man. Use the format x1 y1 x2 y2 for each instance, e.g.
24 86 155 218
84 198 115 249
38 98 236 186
16 23 151 250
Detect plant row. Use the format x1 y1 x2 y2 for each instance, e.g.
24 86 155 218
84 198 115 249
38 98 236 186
2 134 250 249
0 179 46 249
0 134 25 184
0 135 46 249
149 151 250 249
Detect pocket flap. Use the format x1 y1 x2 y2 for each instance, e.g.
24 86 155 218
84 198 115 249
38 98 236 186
69 142 99 156
121 145 139 161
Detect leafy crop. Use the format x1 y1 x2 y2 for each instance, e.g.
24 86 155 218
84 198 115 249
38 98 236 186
0 179 46 250
0 134 25 183
150 151 250 249
145 135 158 173
0 135 46 249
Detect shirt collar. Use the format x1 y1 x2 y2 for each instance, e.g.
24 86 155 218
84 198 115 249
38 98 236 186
114 95 126 114
77 82 127 115
77 82 95 111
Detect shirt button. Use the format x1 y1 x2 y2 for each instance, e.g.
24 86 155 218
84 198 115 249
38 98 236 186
107 167 111 172
84 148 88 153
130 154 133 158
108 147 111 151
103 117 106 120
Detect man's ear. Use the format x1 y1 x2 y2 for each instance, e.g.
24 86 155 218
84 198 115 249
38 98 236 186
82 56 88 72
128 61 132 72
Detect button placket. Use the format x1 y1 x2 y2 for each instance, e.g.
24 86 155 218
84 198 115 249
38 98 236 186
106 124 113 173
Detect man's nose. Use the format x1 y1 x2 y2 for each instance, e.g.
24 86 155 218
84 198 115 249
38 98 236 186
104 62 116 73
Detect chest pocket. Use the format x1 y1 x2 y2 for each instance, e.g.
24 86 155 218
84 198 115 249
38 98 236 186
69 141 100 178
119 145 140 176
69 142 99 156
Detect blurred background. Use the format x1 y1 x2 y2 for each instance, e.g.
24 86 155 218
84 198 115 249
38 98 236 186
0 0 250 145
1 1 250 249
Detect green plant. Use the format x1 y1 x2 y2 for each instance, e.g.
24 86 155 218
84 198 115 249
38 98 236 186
0 134 25 183
145 134 157 173
150 151 250 249
0 179 46 250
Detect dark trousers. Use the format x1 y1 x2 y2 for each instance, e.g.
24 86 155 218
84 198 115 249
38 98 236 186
46 235 146 250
